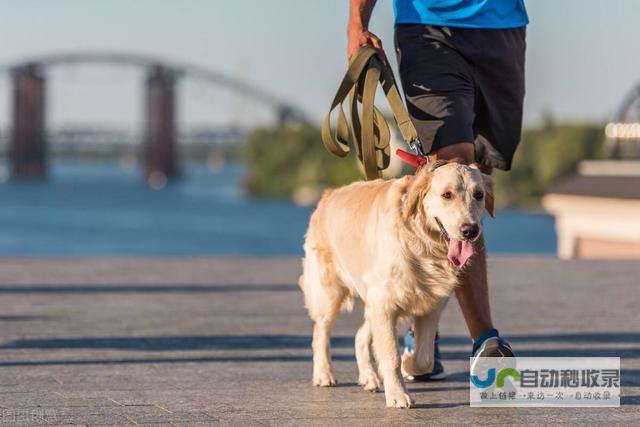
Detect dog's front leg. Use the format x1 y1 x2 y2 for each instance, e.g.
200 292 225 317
368 307 413 408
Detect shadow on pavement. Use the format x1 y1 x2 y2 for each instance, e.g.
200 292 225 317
439 332 640 345
413 401 469 409
0 354 333 367
621 395 640 405
0 315 51 321
0 334 347 350
410 385 469 393
0 333 637 389
0 284 298 294
1 333 638 358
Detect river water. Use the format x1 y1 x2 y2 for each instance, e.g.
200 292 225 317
0 162 556 256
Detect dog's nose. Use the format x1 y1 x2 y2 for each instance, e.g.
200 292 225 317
460 223 479 239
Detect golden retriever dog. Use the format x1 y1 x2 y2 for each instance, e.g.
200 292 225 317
299 161 494 408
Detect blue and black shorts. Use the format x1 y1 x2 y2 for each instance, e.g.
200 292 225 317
394 24 526 170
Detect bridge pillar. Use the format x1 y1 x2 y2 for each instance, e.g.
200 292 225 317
144 65 178 184
10 64 46 180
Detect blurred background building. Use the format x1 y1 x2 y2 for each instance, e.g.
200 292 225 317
543 83 640 259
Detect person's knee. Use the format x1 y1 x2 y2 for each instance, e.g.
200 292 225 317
429 142 475 164
428 142 495 174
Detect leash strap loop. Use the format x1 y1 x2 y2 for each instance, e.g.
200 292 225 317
322 46 423 180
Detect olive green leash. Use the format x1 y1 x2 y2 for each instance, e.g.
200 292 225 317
322 46 426 180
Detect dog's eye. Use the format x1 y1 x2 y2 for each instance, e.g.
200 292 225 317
473 191 484 200
441 191 452 200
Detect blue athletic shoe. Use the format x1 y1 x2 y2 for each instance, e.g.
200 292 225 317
403 330 447 381
470 328 515 378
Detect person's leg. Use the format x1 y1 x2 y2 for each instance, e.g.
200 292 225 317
426 142 474 166
428 142 492 341
395 24 517 380
454 236 492 340
429 142 514 365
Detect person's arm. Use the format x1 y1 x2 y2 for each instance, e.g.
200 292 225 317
347 0 387 62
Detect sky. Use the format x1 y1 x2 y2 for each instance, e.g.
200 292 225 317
0 0 639 130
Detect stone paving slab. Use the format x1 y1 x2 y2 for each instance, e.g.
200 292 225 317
0 256 637 425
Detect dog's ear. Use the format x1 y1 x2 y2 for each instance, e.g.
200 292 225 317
481 172 495 218
402 169 432 221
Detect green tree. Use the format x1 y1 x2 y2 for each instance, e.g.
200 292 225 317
244 124 361 199
245 120 607 208
494 121 605 207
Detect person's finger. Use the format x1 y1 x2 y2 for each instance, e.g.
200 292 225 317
348 33 387 62
361 36 375 48
347 38 364 60
348 34 371 60
370 37 388 64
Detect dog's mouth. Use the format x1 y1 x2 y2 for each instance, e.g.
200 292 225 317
435 217 475 269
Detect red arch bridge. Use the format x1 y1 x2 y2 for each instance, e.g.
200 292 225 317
0 51 306 181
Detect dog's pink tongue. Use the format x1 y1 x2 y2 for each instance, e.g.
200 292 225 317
447 238 475 268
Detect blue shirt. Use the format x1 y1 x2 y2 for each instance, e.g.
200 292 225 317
394 0 529 29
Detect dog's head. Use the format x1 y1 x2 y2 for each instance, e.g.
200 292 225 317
402 161 495 268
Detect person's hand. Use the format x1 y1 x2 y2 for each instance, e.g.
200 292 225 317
347 27 388 64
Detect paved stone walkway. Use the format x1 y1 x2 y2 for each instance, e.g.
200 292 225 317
0 257 637 425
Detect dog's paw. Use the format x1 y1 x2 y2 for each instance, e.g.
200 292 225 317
313 371 337 387
385 390 414 408
358 372 381 392
401 350 433 377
